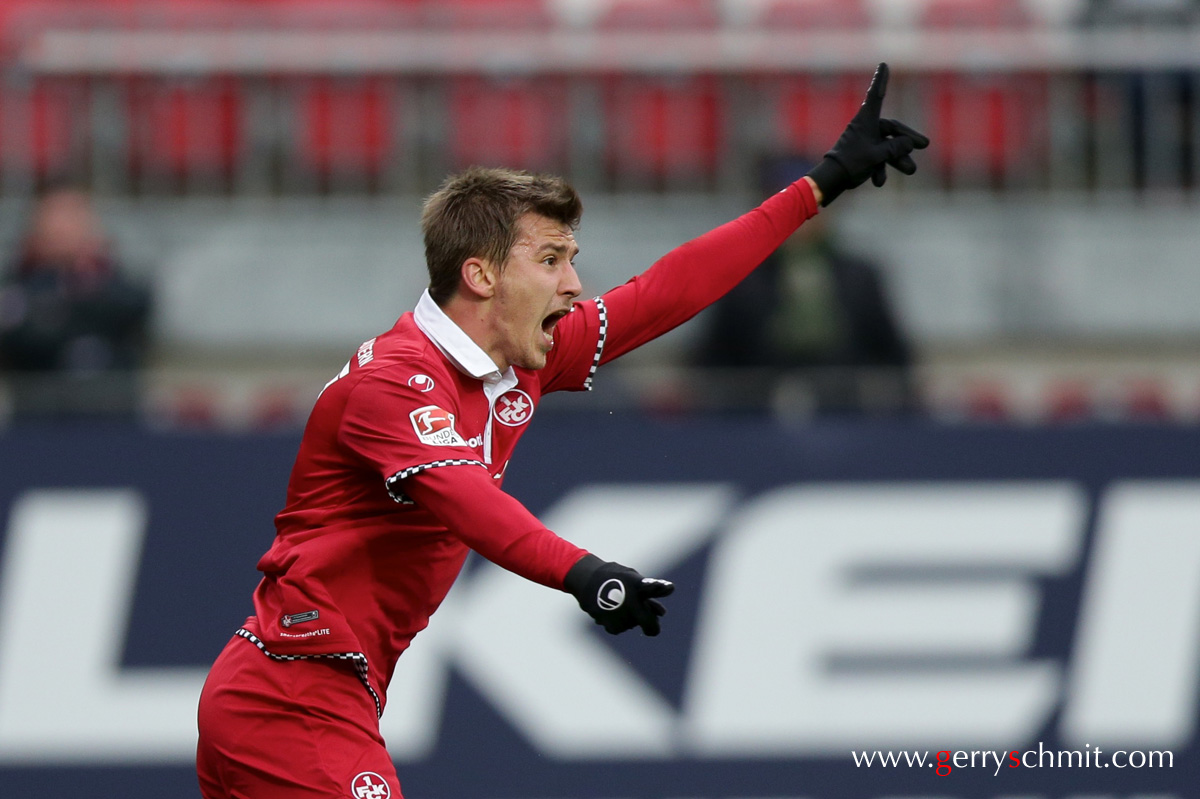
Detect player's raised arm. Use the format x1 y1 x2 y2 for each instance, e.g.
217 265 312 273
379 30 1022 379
596 62 929 364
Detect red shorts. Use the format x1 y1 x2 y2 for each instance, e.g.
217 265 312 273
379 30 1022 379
197 632 402 799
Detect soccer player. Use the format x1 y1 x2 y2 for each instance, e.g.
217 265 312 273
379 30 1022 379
197 63 927 799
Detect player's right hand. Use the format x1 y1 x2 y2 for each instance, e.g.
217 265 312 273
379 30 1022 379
564 554 675 636
805 62 930 206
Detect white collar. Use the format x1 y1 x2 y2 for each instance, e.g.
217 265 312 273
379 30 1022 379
413 289 509 384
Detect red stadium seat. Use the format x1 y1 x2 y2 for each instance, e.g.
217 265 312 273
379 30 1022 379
422 0 553 29
296 77 394 184
596 2 724 186
927 71 1046 185
603 74 723 187
239 0 423 29
127 77 242 186
772 74 866 158
758 0 870 29
0 77 89 184
922 0 1032 29
447 76 568 172
1124 379 1171 421
920 1 1043 185
165 385 220 428
251 387 306 429
597 0 721 30
1046 381 1093 422
28 80 81 180
963 380 1011 422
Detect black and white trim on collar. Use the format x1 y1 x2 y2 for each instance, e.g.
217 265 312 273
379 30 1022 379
385 458 487 504
235 627 383 718
583 297 608 392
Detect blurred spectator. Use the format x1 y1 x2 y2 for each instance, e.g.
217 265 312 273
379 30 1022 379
694 155 916 416
0 184 152 419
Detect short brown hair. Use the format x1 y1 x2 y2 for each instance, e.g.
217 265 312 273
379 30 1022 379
421 167 582 305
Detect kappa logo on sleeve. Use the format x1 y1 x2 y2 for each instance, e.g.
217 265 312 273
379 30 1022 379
409 405 468 447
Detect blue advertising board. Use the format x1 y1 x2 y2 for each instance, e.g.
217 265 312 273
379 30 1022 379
0 413 1197 798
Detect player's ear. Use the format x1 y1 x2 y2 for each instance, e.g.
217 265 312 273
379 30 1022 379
460 257 497 299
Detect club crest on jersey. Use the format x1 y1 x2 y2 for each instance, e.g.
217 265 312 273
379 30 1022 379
409 405 468 446
407 374 435 393
493 389 534 426
350 771 391 799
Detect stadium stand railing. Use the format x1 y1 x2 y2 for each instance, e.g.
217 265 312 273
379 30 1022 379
0 0 1197 197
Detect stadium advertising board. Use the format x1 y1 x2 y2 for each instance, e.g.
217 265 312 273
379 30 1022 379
0 416 1196 798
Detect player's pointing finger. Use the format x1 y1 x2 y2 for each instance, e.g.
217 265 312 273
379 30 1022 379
863 62 889 115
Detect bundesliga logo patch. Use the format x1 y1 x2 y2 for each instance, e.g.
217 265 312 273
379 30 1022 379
409 405 468 446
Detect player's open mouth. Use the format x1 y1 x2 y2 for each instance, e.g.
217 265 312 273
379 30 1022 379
541 309 568 346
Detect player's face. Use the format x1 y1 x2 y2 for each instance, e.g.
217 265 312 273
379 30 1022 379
491 212 581 371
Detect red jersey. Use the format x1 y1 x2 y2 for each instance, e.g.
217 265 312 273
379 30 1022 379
242 178 819 716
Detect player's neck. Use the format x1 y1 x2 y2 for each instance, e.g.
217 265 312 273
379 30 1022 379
438 294 509 373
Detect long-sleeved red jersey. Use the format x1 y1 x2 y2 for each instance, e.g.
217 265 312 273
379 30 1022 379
241 178 819 716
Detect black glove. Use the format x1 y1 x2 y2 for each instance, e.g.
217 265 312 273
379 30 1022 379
805 62 931 206
564 554 675 636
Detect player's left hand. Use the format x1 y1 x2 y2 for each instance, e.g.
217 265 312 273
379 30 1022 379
805 62 930 206
564 554 675 636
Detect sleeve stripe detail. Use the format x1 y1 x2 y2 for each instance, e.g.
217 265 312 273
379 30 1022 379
583 296 608 392
384 458 488 504
235 627 383 718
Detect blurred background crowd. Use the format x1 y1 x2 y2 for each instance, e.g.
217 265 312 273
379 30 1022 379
0 0 1197 427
